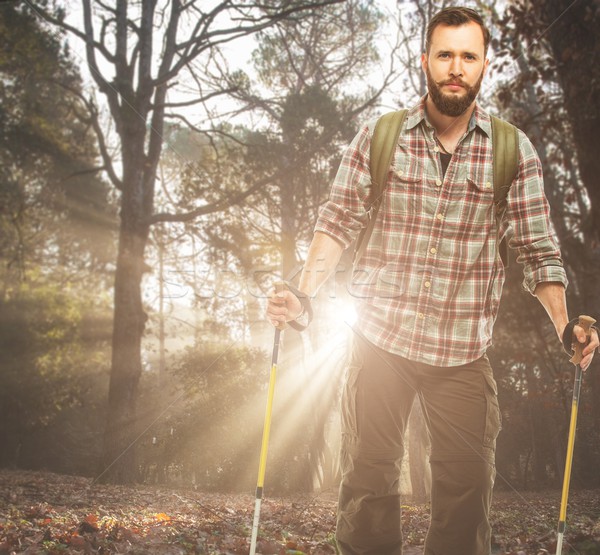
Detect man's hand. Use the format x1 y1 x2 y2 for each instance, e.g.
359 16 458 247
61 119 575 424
534 283 598 370
571 323 599 371
266 287 303 328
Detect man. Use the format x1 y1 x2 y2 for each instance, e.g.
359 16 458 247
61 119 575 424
266 7 598 555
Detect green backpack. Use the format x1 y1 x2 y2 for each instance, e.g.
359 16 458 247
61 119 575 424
353 110 519 268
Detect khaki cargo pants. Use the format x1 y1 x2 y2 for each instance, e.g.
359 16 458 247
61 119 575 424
337 334 501 555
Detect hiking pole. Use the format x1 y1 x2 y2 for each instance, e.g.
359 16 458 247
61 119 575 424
249 285 286 555
556 315 596 555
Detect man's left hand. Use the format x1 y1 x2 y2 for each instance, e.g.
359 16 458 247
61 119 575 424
573 324 599 371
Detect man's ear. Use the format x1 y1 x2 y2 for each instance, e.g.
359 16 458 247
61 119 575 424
482 56 490 76
421 52 428 73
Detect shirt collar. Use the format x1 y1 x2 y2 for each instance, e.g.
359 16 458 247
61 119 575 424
406 95 492 137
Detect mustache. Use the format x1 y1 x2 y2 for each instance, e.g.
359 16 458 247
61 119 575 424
438 78 469 88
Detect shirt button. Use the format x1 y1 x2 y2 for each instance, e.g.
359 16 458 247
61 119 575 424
436 213 444 221
433 146 440 153
418 313 425 319
424 281 431 288
435 178 442 187
485 181 492 189
397 170 404 176
430 247 437 255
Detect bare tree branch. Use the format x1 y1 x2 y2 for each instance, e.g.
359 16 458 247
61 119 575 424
63 166 106 180
147 175 270 225
81 0 122 126
87 100 124 191
28 2 115 63
163 113 249 147
52 78 124 190
155 0 344 86
153 85 239 109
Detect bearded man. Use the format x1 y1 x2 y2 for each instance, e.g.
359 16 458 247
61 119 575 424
266 7 598 555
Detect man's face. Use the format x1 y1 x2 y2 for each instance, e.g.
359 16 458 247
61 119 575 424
422 21 489 117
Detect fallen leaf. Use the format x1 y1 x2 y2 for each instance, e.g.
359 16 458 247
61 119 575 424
84 513 98 525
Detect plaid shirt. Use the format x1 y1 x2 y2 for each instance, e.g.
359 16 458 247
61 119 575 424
315 97 567 366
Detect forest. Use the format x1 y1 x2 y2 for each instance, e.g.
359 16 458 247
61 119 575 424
0 0 599 553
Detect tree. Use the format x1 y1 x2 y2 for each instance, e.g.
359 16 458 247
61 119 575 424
492 0 600 484
32 0 345 484
197 1 402 491
0 3 115 474
529 1 600 239
0 3 114 291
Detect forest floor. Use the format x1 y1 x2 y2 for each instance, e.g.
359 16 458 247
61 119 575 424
0 469 599 554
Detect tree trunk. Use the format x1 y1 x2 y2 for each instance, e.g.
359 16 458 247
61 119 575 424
101 226 148 482
100 150 151 482
539 0 600 239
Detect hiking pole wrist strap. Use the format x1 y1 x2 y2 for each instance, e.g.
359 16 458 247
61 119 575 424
281 281 313 332
562 315 598 363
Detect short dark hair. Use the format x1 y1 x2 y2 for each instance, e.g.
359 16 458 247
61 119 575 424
426 7 491 54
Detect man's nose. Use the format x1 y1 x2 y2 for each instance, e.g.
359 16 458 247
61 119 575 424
449 57 463 77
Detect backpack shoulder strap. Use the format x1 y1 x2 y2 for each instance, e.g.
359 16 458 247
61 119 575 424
352 109 407 267
490 115 519 266
370 110 408 196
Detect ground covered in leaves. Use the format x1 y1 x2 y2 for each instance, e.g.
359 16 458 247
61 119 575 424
0 470 599 554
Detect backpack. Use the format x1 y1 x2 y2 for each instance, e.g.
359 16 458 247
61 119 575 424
352 110 519 268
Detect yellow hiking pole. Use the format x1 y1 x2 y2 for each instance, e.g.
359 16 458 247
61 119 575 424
556 315 596 555
249 325 282 555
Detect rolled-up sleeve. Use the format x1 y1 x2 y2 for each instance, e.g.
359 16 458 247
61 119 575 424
314 124 372 248
507 131 568 294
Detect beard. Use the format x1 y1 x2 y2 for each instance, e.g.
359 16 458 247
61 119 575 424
426 66 484 117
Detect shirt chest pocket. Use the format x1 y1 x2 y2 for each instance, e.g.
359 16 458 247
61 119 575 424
444 166 496 242
382 156 424 216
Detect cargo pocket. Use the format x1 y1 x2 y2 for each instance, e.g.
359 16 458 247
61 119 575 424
482 372 502 450
341 340 364 441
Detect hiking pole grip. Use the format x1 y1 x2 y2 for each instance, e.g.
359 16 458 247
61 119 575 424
272 281 313 332
569 315 596 365
273 282 288 331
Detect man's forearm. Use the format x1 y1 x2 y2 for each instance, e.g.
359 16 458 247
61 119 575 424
534 281 569 340
298 231 345 297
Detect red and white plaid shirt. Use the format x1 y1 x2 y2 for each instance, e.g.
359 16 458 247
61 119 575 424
315 97 567 366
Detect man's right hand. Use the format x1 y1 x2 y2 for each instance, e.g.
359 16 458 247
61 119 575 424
266 287 303 328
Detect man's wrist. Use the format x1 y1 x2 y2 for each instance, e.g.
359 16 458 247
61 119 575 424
284 282 313 332
556 320 569 342
562 318 578 356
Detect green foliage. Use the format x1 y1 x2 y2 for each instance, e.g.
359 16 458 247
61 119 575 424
0 3 115 478
252 2 382 95
193 1 387 274
0 3 116 287
0 284 110 471
136 342 269 491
